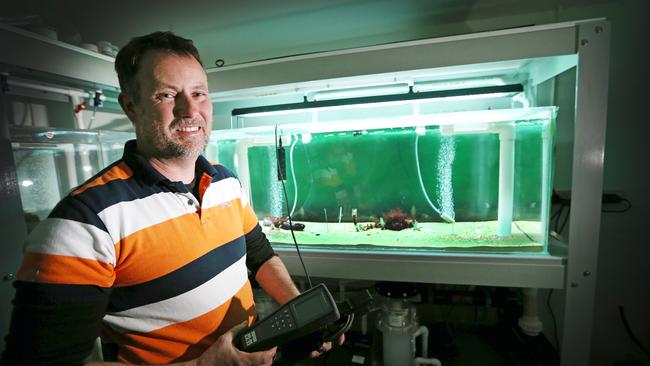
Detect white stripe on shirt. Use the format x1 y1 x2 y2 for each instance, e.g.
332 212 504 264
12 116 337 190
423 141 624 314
103 255 248 334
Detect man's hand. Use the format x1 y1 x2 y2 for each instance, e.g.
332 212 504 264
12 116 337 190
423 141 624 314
308 334 345 359
195 322 277 366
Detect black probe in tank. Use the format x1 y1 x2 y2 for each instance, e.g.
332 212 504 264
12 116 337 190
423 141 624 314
274 124 311 288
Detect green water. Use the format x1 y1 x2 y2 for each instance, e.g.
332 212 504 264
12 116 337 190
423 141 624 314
263 221 543 252
209 109 555 253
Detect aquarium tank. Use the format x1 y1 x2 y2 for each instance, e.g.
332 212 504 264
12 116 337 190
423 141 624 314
207 91 557 254
10 127 134 231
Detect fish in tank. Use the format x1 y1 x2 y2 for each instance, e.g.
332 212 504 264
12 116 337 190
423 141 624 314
206 107 557 254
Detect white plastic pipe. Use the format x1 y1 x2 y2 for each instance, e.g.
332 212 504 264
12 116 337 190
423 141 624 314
518 287 543 336
415 357 442 366
63 145 80 190
235 142 252 205
413 325 429 359
540 123 551 241
441 122 516 237
495 124 515 237
7 79 90 99
413 325 443 366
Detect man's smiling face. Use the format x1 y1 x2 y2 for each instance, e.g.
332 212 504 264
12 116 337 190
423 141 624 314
128 50 212 160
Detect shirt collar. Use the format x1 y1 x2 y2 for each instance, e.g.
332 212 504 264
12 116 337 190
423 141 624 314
122 139 218 188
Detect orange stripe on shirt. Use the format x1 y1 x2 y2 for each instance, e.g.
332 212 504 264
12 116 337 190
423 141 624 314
242 202 260 234
105 281 256 364
71 162 133 196
113 203 246 286
17 252 115 287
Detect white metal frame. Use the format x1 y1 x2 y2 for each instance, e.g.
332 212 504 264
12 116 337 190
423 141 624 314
208 19 611 366
560 20 610 365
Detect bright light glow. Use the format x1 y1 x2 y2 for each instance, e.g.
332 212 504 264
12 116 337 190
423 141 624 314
82 165 92 172
415 126 426 136
301 133 312 144
309 83 410 101
21 180 34 187
413 77 505 93
238 92 517 119
239 98 414 118
213 107 557 142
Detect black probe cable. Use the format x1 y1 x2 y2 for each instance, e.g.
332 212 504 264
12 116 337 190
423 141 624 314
275 124 313 289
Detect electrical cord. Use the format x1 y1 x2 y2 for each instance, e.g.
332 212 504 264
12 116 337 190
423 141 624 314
546 289 560 354
325 313 354 342
288 137 299 217
602 198 632 213
557 206 571 234
550 189 632 237
275 124 313 289
513 221 535 242
618 305 650 358
414 133 444 218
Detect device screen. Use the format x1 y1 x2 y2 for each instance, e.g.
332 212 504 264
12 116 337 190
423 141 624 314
292 292 332 325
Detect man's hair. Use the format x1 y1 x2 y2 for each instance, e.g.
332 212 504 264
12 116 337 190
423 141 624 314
115 31 203 101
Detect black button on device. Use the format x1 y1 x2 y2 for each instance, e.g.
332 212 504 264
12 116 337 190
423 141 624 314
187 199 193 206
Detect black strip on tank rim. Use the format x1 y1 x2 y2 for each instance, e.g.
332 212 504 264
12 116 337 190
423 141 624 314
231 84 523 116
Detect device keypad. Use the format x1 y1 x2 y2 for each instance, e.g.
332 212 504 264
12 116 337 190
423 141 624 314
270 308 295 332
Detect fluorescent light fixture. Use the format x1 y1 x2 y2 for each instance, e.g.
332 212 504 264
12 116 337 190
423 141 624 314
413 77 505 93
214 107 557 141
308 83 410 101
232 84 523 117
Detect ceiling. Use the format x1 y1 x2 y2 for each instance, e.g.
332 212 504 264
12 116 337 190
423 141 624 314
0 0 613 70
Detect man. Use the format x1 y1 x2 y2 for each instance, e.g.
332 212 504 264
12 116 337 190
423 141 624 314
1 31 338 365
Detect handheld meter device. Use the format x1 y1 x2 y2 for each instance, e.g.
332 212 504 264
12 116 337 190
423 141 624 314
235 283 340 352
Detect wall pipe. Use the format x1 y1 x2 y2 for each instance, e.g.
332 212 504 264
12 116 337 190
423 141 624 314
7 79 90 99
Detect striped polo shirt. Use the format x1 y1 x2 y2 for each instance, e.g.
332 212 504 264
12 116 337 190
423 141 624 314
15 140 261 364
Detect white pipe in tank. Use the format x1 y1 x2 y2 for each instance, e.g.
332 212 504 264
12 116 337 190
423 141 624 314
441 122 516 237
494 123 515 237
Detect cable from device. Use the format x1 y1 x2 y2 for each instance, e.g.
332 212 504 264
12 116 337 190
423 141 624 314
275 124 313 289
618 305 650 358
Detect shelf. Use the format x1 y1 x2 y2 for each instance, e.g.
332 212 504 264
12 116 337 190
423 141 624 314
275 247 566 289
0 23 118 88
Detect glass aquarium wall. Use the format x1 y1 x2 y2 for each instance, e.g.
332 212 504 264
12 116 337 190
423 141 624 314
10 127 134 232
207 105 557 254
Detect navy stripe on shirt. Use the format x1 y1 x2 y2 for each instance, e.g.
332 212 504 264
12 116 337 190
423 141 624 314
107 236 246 312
